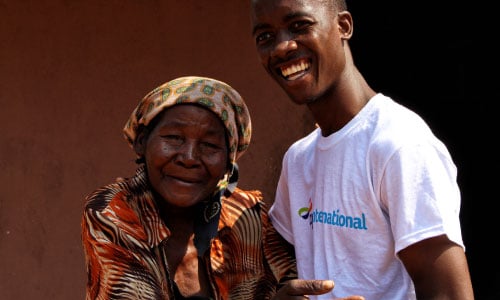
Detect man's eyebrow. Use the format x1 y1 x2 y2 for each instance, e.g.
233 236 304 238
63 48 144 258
284 11 310 21
252 11 311 35
252 23 270 36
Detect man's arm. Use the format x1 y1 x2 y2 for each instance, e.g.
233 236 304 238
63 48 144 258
399 234 474 299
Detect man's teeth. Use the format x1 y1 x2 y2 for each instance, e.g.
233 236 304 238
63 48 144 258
281 61 310 77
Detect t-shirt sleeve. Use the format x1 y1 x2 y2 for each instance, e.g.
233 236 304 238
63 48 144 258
380 141 464 254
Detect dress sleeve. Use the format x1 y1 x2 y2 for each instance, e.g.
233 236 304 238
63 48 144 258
81 196 169 300
260 200 298 286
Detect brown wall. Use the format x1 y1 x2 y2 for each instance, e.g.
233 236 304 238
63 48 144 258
0 1 314 299
1 1 495 299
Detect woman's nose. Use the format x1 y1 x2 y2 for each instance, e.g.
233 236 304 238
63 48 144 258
177 142 200 166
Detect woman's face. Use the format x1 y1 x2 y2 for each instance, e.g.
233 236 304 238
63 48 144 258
140 104 229 207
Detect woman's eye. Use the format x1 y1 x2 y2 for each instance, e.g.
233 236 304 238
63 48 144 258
201 141 221 150
200 141 225 155
163 135 183 145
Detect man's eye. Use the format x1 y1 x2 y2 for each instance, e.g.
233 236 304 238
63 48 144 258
255 32 273 45
290 20 310 32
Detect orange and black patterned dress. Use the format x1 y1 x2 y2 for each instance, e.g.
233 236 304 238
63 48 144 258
81 166 297 300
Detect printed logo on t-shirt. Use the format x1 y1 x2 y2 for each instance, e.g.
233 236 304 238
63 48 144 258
297 198 368 230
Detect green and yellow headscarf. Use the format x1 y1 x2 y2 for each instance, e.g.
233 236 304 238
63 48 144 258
123 76 252 165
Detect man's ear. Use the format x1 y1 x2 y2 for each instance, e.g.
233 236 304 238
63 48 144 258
338 11 353 40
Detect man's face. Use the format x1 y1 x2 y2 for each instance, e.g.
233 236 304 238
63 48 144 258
250 0 347 105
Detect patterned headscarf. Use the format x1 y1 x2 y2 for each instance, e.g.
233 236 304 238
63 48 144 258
123 76 252 165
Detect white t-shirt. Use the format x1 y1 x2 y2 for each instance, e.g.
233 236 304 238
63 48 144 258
269 93 464 299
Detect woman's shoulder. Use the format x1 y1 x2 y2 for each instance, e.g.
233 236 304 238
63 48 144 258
82 176 150 230
82 177 167 247
226 187 264 207
83 181 127 213
83 168 149 215
219 187 267 230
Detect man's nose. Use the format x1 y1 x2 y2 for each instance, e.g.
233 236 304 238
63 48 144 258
271 32 298 58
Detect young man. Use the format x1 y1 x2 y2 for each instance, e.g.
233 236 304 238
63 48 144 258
250 0 475 299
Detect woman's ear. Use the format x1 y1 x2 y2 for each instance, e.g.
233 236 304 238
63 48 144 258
133 129 148 157
337 11 353 40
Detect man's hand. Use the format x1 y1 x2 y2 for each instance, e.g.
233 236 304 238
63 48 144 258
273 279 365 299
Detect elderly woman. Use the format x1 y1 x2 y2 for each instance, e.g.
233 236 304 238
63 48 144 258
82 77 302 300
81 76 297 299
